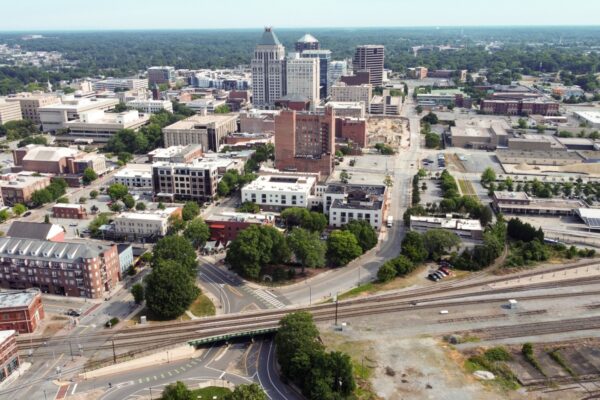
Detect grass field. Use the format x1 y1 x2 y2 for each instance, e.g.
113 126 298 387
458 179 478 197
189 293 216 317
191 386 231 398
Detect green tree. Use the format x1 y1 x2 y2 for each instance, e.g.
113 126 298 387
158 202 166 210
415 105 423 114
377 261 397 282
401 231 428 263
214 104 231 114
131 283 145 304
481 167 497 184
517 118 527 129
117 151 133 164
288 228 326 272
44 214 50 224
184 218 210 248
30 189 53 206
110 202 123 212
422 229 461 259
217 180 230 197
181 201 200 221
135 202 146 211
160 381 194 400
82 167 97 185
225 384 267 400
422 111 439 125
89 190 99 199
237 201 260 213
108 183 129 201
12 203 27 216
343 220 378 252
123 194 135 209
152 235 198 276
326 230 363 267
0 210 9 223
145 260 199 320
425 132 440 148
276 312 323 378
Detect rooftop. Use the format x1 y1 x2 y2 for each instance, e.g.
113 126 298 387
163 114 237 131
22 146 79 162
410 216 483 231
0 330 15 344
114 164 152 178
206 212 274 224
52 203 84 209
0 290 39 309
325 183 386 196
115 207 179 222
242 175 315 192
297 33 319 43
0 237 112 261
6 221 63 241
576 208 600 229
330 198 383 211
0 175 50 189
258 27 282 46
493 191 530 201
574 110 600 124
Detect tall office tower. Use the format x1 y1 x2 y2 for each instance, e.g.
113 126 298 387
300 50 332 98
286 55 320 108
147 66 176 87
295 33 320 52
251 27 286 108
353 45 385 86
329 60 348 85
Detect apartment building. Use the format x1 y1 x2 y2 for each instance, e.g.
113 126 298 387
162 114 237 151
330 83 372 110
39 96 119 132
480 99 560 116
92 78 148 92
286 55 320 108
113 207 181 239
152 160 220 202
241 175 316 210
274 108 336 177
113 164 153 189
6 93 61 124
0 175 52 206
324 183 387 229
0 237 120 298
0 290 45 334
147 66 176 86
0 330 19 383
0 99 22 125
353 45 385 86
126 99 173 114
251 28 286 108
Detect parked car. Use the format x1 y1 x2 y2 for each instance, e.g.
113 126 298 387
23 211 31 217
427 274 439 282
66 309 81 317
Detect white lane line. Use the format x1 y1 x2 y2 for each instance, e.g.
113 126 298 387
71 383 78 395
267 340 288 399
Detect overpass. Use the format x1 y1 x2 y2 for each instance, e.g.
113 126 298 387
187 327 278 347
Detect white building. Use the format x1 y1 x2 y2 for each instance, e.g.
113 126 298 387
317 101 365 118
64 109 150 139
330 83 372 109
39 96 119 132
251 28 286 108
92 78 148 92
113 164 153 190
126 99 173 114
0 99 22 124
324 184 387 230
329 60 348 85
410 215 483 240
286 55 320 108
574 111 600 129
113 207 180 239
241 175 316 209
370 90 401 116
186 98 227 114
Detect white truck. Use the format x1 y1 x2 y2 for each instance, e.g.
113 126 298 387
387 216 393 228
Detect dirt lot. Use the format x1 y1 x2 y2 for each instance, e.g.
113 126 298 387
368 117 406 147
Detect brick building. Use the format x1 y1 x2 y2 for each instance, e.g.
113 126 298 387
340 71 371 86
0 237 120 299
335 118 367 148
239 111 278 134
52 204 88 219
0 330 19 383
274 108 335 177
0 175 52 206
480 99 559 116
0 290 45 334
206 212 274 242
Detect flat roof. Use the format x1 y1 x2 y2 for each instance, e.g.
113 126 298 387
576 208 600 228
163 114 237 130
0 290 38 308
206 212 274 224
0 175 49 189
574 111 600 124
0 330 15 343
115 207 179 222
242 175 315 192
22 146 79 162
53 203 83 209
410 216 483 231
494 191 529 201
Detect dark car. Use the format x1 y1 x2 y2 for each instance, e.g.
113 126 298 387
66 309 81 317
427 273 440 282
23 211 32 217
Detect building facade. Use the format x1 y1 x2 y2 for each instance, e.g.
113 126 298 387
0 100 22 125
300 49 332 98
126 99 173 114
241 175 316 209
286 56 320 108
162 114 238 151
52 204 87 219
113 207 181 240
6 93 61 124
0 175 52 206
113 164 153 189
0 330 19 383
251 28 286 108
353 45 385 87
206 213 275 242
324 184 387 229
152 161 219 202
295 33 320 52
330 83 372 110
147 66 176 86
92 78 148 92
480 99 559 116
410 216 483 240
39 96 119 132
0 290 45 334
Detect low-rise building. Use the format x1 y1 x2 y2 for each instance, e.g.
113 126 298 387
6 93 61 124
113 207 181 240
0 290 45 334
186 98 227 114
117 244 134 274
417 89 471 107
12 145 107 176
407 66 428 80
39 96 119 132
496 149 583 166
6 222 65 242
574 110 600 129
480 99 559 116
241 175 316 210
410 215 483 240
0 330 20 382
126 99 173 114
336 117 368 148
152 160 220 202
205 212 275 242
163 114 238 151
0 99 22 125
147 145 203 163
52 204 87 219
64 110 150 140
92 78 148 92
113 164 153 190
0 175 52 206
0 237 120 298
450 119 510 149
370 90 401 116
324 184 387 229
492 191 585 216
317 101 365 119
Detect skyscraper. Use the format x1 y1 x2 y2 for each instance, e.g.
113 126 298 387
295 33 320 52
251 27 286 108
353 45 385 87
286 54 320 108
301 50 332 98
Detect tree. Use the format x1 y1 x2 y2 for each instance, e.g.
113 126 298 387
158 202 166 210
288 228 326 272
276 312 323 378
415 105 423 114
377 261 397 282
422 112 439 125
82 167 97 185
425 132 440 148
481 167 497 184
160 381 194 400
507 218 544 242
343 220 378 252
89 190 99 199
135 202 146 211
152 235 198 276
131 283 144 304
401 231 428 263
12 203 26 216
0 210 8 223
123 194 135 209
517 118 527 129
30 189 53 206
217 180 230 197
214 104 231 114
384 174 393 187
238 201 260 213
108 183 128 201
110 202 123 212
184 218 210 248
422 229 461 259
225 384 267 400
181 201 200 221
145 260 199 320
44 214 50 224
326 230 363 267
117 151 133 164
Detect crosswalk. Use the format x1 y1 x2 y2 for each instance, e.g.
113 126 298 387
241 286 286 309
135 359 201 384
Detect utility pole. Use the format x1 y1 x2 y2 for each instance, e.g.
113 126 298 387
69 341 74 361
112 340 116 364
334 294 339 326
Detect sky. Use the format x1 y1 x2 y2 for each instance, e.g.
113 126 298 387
2 0 600 31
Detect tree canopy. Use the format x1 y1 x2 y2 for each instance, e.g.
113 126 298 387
288 227 326 272
152 235 198 276
342 220 378 252
326 230 363 267
181 201 200 221
183 218 210 248
145 260 199 320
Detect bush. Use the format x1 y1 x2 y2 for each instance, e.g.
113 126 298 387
105 317 119 328
377 262 397 282
522 342 546 376
484 347 512 362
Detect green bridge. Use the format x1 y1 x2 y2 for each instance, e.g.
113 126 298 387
187 327 279 346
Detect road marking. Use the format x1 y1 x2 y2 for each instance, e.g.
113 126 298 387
160 374 165 378
219 371 225 379
168 371 172 376
226 285 243 297
70 383 78 395
145 377 150 382
180 366 186 371
186 363 192 368
174 368 180 374
267 340 288 400
153 375 157 381
138 379 142 383
190 360 198 365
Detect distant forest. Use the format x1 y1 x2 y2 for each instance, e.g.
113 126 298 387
1 27 600 94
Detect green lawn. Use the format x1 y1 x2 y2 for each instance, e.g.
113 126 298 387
189 294 216 317
190 386 231 398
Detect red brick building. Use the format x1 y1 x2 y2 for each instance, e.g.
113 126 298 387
480 99 559 116
52 204 87 219
0 330 19 382
336 118 367 148
340 70 370 86
206 213 274 242
0 290 45 334
274 108 335 177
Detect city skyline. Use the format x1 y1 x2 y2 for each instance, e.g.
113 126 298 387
1 0 600 31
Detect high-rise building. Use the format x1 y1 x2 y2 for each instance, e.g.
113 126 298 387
329 61 348 85
301 50 332 98
251 28 286 108
295 33 320 52
286 55 320 108
353 45 385 86
147 66 176 87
